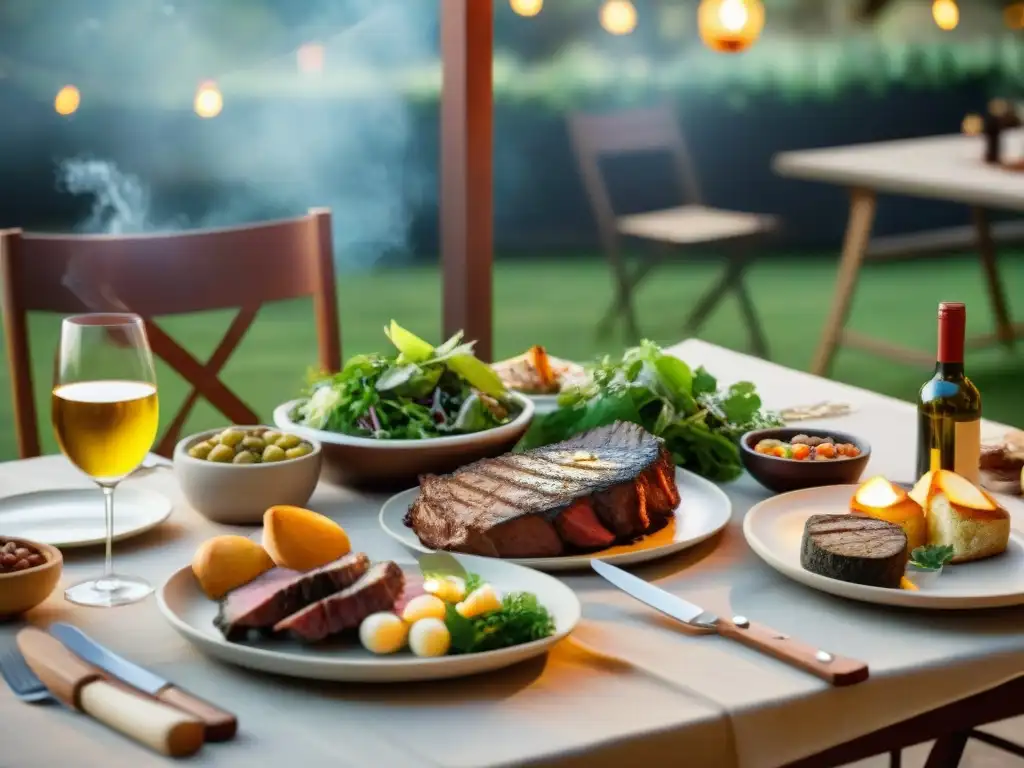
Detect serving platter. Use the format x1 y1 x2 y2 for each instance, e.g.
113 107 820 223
378 467 732 572
743 484 1024 609
0 487 173 548
157 554 580 683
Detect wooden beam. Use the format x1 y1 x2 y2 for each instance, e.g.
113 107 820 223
440 0 494 361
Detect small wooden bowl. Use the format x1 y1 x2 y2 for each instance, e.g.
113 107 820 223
740 427 871 494
0 538 63 620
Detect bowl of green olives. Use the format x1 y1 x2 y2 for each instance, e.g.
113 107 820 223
173 426 322 525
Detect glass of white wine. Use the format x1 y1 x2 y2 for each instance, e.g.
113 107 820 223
52 313 159 607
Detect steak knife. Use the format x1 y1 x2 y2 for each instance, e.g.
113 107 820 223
49 623 237 741
591 560 869 686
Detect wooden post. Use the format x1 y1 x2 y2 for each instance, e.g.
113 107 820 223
440 0 493 361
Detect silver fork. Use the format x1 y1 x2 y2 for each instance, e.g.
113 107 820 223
130 456 173 479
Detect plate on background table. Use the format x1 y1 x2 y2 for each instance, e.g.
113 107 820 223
379 467 732 572
157 554 580 683
0 488 173 548
743 484 1024 609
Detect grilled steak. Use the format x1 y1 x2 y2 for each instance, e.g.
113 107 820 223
214 552 370 640
274 561 406 642
405 421 680 558
800 514 907 589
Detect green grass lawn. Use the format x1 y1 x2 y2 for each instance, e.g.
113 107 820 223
3 252 1022 460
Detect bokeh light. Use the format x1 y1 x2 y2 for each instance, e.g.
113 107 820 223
194 81 223 118
932 0 959 31
698 0 765 53
510 0 543 17
297 42 325 74
1006 2 1024 30
600 0 637 36
54 85 81 116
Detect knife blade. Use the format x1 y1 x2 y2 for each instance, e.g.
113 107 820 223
591 560 869 686
12 628 204 757
49 623 237 741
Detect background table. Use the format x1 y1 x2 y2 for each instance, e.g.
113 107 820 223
1 340 1022 768
774 131 1024 376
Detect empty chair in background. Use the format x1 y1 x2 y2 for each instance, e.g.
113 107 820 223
567 104 776 357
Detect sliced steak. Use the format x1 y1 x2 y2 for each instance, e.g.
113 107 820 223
214 552 370 640
274 561 406 642
405 422 680 557
800 514 907 589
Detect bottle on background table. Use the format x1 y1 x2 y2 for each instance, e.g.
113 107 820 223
916 302 981 484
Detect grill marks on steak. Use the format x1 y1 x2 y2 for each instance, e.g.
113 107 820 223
406 422 681 558
800 514 908 589
274 562 406 642
214 552 370 640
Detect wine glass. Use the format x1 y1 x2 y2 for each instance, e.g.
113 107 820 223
52 313 159 607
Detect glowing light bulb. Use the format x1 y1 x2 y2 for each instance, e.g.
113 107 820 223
932 0 958 31
510 0 543 17
297 42 325 74
54 85 80 116
698 0 764 53
194 81 222 118
600 0 637 36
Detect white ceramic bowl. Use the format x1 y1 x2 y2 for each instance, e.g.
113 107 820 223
173 426 322 525
272 393 535 488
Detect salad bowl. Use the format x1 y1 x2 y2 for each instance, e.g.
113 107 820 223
273 393 535 489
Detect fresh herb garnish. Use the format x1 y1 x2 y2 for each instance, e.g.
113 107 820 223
909 544 955 570
519 340 783 481
442 573 555 655
293 321 519 440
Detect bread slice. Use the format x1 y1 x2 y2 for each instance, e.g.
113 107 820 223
910 470 1010 564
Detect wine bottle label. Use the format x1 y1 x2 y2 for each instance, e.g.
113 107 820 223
954 418 981 485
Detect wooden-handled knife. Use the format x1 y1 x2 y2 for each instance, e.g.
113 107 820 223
49 622 237 741
591 560 869 686
16 628 205 757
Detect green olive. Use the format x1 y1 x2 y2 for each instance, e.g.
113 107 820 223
241 436 266 452
285 443 313 459
262 444 286 463
275 433 301 450
207 444 235 463
232 451 257 465
262 430 282 445
188 441 213 460
218 429 245 448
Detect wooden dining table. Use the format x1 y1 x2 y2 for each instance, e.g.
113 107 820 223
1 339 1022 768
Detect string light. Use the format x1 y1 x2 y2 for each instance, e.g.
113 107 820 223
932 0 959 31
54 85 81 116
510 0 543 17
698 0 765 53
297 42 325 74
600 0 637 35
194 81 222 118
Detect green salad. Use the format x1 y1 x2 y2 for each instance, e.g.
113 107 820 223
292 322 522 440
520 341 783 482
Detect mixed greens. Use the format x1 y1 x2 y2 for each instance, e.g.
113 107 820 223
292 322 521 440
520 341 783 482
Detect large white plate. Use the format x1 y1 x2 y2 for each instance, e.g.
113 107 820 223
743 484 1024 609
157 554 581 683
379 467 732 571
0 487 173 548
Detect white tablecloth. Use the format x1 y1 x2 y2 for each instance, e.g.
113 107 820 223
0 339 1021 768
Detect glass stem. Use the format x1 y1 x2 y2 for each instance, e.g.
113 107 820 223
102 484 115 578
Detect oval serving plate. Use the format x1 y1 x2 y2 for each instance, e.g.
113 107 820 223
743 484 1024 609
379 467 732 572
157 554 580 683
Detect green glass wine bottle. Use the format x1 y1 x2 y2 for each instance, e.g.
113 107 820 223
915 302 981 483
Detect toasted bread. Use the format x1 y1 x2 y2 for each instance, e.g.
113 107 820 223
910 470 1010 563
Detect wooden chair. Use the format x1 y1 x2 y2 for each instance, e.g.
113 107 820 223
567 105 777 357
0 209 341 459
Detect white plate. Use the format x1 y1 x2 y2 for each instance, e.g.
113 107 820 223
743 484 1024 609
378 467 732 571
156 554 581 683
527 394 560 415
0 487 173 548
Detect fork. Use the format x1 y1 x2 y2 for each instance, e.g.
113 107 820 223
129 456 173 479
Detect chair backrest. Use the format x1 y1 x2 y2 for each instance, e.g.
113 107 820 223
567 105 703 248
0 208 341 458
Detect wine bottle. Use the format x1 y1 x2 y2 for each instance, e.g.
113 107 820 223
916 302 982 483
